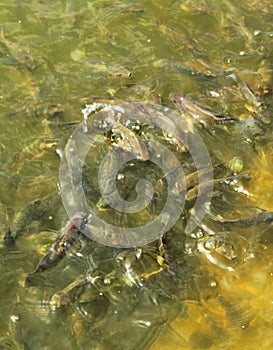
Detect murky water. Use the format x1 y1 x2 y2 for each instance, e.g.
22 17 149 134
1 0 273 349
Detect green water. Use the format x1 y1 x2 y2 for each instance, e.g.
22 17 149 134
1 0 273 349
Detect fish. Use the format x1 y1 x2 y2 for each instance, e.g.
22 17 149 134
153 59 216 79
9 138 57 174
112 123 150 160
36 214 86 272
50 241 166 308
209 209 273 227
51 276 91 308
230 73 271 124
25 213 86 284
170 93 237 126
4 199 47 245
0 30 36 70
86 61 132 77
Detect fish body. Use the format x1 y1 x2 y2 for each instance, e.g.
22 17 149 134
0 30 36 70
4 199 46 245
170 93 237 126
87 61 131 77
26 214 86 282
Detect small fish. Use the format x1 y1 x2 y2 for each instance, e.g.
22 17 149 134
51 276 91 308
209 209 273 227
4 199 47 244
87 61 132 77
230 73 271 124
170 93 237 126
6 103 64 119
153 59 215 78
0 30 36 70
35 103 64 119
9 138 57 173
26 214 86 283
112 123 150 160
107 64 132 77
51 242 165 308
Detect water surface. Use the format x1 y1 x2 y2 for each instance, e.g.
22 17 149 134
0 1 273 349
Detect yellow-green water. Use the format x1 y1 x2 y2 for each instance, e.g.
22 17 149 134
0 0 273 349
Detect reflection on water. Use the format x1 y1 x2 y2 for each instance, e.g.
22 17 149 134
1 0 273 349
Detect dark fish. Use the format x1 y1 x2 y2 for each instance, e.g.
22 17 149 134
4 199 46 245
26 214 86 283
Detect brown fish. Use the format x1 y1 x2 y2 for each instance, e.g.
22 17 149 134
26 214 86 283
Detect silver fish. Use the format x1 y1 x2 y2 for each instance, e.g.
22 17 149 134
170 93 237 126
